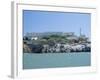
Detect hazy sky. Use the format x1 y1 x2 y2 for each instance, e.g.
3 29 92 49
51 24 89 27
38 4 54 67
23 10 91 38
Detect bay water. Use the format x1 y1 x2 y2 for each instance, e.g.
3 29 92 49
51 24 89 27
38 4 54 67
23 52 90 69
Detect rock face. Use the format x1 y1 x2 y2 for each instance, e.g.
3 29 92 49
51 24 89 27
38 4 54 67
23 44 32 53
41 44 91 53
28 44 43 53
23 43 44 53
23 42 91 53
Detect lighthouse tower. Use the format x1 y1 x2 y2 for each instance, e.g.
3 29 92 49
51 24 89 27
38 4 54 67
80 27 82 36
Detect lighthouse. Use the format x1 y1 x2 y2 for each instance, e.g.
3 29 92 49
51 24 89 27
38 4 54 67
80 27 82 36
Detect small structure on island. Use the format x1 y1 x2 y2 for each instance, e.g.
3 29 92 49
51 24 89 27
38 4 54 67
31 37 38 40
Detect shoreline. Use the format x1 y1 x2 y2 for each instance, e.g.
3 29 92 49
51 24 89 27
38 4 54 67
24 52 91 54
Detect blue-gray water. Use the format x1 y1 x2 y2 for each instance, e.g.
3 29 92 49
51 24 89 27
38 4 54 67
23 52 91 69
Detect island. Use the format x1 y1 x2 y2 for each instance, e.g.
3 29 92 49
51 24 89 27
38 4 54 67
23 31 91 53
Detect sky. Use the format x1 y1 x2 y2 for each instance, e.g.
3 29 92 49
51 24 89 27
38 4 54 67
23 10 91 38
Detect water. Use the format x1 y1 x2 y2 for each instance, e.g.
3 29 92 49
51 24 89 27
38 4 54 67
23 52 91 69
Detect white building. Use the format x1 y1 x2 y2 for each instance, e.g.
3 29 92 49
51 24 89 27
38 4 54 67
31 37 38 40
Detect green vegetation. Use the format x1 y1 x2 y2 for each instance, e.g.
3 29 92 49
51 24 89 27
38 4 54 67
41 35 68 44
